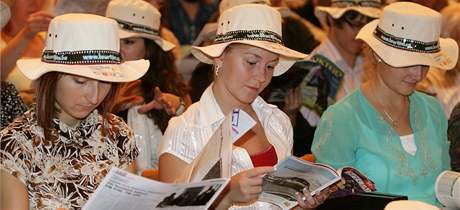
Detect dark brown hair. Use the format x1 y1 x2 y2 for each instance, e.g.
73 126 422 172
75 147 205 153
140 38 188 132
36 72 119 142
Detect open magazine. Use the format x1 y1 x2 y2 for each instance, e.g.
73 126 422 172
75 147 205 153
299 54 344 116
260 156 376 210
180 109 256 183
82 167 229 210
263 54 344 115
435 170 460 209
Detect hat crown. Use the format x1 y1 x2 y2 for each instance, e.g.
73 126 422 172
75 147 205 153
378 2 441 43
217 4 282 40
106 0 160 31
218 0 271 13
45 13 119 53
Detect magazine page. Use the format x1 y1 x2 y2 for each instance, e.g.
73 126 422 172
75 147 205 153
186 109 255 182
83 167 229 210
330 167 376 198
435 170 460 209
300 54 344 115
260 156 341 210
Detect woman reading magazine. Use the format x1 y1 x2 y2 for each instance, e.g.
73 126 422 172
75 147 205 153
159 4 333 210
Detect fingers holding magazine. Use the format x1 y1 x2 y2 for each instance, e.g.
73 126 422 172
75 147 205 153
228 166 274 204
295 186 336 209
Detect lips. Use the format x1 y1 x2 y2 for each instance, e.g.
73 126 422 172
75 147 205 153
245 85 260 92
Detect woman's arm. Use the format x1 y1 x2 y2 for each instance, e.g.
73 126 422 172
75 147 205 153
0 11 52 81
126 161 137 174
159 153 190 183
0 169 29 210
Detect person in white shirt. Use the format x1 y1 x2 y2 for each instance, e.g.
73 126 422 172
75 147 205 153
159 4 333 210
313 0 382 100
105 0 191 174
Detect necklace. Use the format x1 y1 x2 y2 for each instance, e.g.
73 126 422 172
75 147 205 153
372 89 406 128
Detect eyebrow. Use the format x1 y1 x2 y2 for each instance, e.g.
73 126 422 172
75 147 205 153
242 52 279 62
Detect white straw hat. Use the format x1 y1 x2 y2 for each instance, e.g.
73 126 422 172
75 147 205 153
17 13 149 82
219 0 271 13
191 4 308 77
315 0 382 28
105 0 175 51
356 2 459 70
384 201 440 210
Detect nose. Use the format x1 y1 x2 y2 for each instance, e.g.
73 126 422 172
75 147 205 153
253 65 267 83
409 65 428 81
85 82 100 105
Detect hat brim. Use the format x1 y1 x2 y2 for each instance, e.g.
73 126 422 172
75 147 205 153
315 6 381 28
357 19 459 70
17 58 149 82
119 29 175 51
190 40 308 76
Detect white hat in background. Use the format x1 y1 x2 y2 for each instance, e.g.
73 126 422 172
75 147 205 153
356 2 459 70
191 4 308 77
315 0 382 28
105 0 175 51
219 0 271 13
17 13 149 82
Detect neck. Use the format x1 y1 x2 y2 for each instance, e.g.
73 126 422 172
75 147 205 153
329 35 358 69
179 0 199 21
364 76 407 108
212 82 251 116
55 103 81 127
58 114 80 127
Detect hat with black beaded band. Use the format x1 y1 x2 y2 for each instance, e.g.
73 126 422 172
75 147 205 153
356 2 458 70
190 4 308 77
105 0 175 52
315 0 382 28
17 13 149 82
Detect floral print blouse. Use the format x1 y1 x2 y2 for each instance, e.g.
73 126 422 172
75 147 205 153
0 108 138 210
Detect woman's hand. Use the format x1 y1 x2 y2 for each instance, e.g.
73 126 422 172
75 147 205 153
283 87 301 124
137 87 181 115
295 185 337 209
228 166 273 205
24 11 53 39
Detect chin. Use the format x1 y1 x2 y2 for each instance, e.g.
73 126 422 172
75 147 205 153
72 111 93 120
237 95 257 105
399 87 416 96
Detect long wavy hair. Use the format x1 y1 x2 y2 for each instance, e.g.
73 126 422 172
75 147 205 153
140 38 188 132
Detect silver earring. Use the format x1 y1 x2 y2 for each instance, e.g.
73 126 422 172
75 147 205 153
215 65 221 76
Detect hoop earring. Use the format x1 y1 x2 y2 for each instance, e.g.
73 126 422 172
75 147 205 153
215 65 221 76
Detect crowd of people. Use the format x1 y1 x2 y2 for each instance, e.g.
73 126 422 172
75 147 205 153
0 0 459 209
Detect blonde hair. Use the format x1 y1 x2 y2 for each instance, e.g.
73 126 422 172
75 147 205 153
362 44 378 83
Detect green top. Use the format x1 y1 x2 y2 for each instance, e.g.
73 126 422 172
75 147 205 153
312 89 450 205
